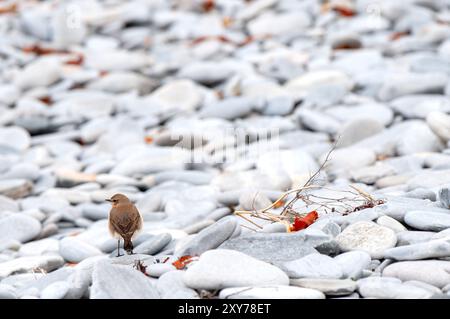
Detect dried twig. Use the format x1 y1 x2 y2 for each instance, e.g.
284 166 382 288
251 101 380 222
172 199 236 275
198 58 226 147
233 143 385 230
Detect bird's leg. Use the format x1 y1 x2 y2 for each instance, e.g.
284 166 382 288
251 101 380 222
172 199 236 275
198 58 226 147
129 241 134 255
116 239 123 257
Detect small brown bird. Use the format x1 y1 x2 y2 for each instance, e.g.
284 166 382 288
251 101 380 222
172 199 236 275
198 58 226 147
106 194 143 257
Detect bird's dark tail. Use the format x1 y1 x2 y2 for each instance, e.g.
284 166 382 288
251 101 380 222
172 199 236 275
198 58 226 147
124 237 134 254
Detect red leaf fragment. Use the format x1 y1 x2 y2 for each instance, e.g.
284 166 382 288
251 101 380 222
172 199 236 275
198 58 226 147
333 6 356 17
172 255 195 270
289 210 318 232
202 0 215 12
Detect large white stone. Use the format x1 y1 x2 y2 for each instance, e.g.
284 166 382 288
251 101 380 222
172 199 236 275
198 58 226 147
183 249 289 290
336 221 397 258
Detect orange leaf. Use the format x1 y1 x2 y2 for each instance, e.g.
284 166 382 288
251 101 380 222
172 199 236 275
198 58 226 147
144 136 154 144
289 210 318 232
172 255 195 270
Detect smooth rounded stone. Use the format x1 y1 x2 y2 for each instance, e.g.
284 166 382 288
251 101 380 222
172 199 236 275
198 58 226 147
396 122 443 155
290 278 357 296
378 73 448 101
0 214 41 243
14 58 61 90
350 163 396 185
53 170 95 188
1 162 40 181
433 228 450 240
376 196 449 222
0 195 19 212
263 95 295 116
21 195 69 214
247 12 311 37
257 149 318 188
176 217 239 257
376 216 407 233
337 118 384 148
178 61 239 85
0 256 64 279
164 201 216 228
183 249 289 290
308 220 341 238
148 79 202 112
427 111 450 142
406 169 450 190
0 239 21 253
111 148 190 177
157 270 199 299
238 190 272 211
219 231 320 264
19 238 59 256
336 221 397 258
152 131 205 149
219 285 325 299
199 97 254 120
38 223 59 239
134 233 172 255
403 188 437 201
285 70 352 99
182 219 215 235
153 171 213 185
390 95 450 119
212 170 290 192
325 103 394 128
208 207 232 221
383 261 450 288
357 276 433 299
404 211 450 231
384 238 450 261
81 205 109 221
0 85 20 106
142 212 167 223
40 281 70 299
42 188 91 205
282 254 343 279
87 72 156 95
59 237 103 263
296 108 340 134
0 179 33 199
135 192 161 214
91 260 159 299
396 231 436 246
323 148 376 177
84 50 152 71
0 126 31 152
404 280 443 296
0 284 17 299
147 263 176 278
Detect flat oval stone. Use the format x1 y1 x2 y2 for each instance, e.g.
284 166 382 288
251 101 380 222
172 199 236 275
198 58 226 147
219 285 325 299
336 221 397 258
183 249 289 290
404 211 450 231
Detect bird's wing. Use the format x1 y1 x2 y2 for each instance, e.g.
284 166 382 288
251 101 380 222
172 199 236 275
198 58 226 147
110 207 141 237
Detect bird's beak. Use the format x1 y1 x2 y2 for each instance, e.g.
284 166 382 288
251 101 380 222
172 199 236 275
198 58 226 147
105 199 112 202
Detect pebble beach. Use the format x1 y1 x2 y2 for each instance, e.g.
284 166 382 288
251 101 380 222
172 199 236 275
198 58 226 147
1 0 450 299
